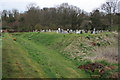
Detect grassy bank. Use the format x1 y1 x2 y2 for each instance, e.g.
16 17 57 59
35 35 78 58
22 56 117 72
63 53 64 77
2 32 118 78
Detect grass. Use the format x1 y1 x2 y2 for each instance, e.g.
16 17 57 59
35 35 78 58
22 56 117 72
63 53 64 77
2 32 118 78
2 33 46 78
2 33 89 78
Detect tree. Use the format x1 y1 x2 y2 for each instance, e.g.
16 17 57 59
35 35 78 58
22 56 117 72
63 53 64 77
56 3 82 30
12 9 19 19
101 0 118 28
101 0 118 14
25 3 40 31
2 2 118 31
90 10 103 30
2 10 8 18
2 10 8 27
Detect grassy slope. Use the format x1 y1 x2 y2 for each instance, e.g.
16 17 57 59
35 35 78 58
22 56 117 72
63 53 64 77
2 33 46 78
2 33 89 78
3 32 118 78
18 32 117 64
23 32 118 78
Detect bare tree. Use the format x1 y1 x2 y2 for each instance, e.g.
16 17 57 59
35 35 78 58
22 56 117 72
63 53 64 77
25 3 40 31
26 3 39 11
101 0 118 14
12 9 19 18
101 0 119 28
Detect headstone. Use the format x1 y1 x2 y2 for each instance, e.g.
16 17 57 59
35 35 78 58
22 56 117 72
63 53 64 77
95 30 98 34
42 30 45 32
76 30 80 34
92 28 96 34
58 28 61 33
80 30 83 34
35 30 38 32
85 30 88 33
67 29 69 33
63 30 68 34
61 29 64 33
69 29 73 33
98 30 100 33
48 29 51 32
82 30 85 33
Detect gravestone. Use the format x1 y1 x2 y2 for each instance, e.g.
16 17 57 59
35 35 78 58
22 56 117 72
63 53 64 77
80 30 82 34
92 28 96 34
48 29 51 32
76 30 81 34
61 29 64 33
63 30 68 34
69 29 73 33
57 28 60 33
67 29 69 33
81 30 85 33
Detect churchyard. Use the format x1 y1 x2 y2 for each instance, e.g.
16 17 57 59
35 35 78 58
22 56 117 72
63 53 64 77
1 0 119 78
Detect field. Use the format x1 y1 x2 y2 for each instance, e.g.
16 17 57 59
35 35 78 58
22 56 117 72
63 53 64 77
2 32 119 78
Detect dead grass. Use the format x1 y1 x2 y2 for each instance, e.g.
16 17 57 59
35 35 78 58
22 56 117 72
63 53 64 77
63 33 118 63
84 46 118 63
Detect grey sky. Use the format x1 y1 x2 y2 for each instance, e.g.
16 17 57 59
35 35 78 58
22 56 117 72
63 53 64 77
0 0 107 12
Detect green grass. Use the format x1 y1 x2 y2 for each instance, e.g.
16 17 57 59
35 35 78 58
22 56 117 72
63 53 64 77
2 32 118 78
2 33 89 78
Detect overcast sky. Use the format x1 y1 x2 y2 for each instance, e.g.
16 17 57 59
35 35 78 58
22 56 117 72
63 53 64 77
0 0 107 12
